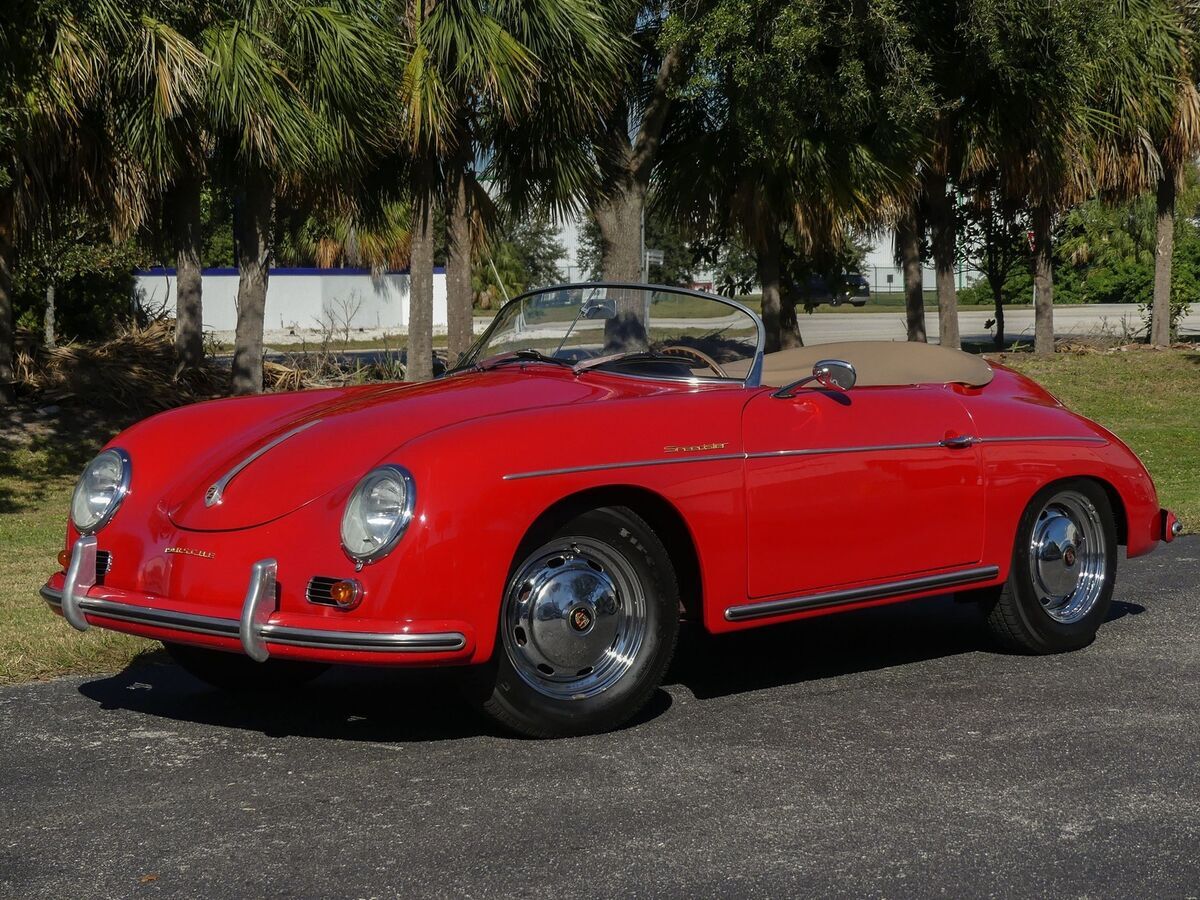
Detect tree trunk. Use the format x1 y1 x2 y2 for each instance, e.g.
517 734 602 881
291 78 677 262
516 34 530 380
1151 170 1175 348
446 166 474 368
1031 203 1055 355
43 283 55 348
897 208 927 342
173 170 205 374
406 191 435 383
595 186 644 282
231 170 274 395
758 228 801 352
0 193 15 405
988 274 1005 349
927 181 960 349
596 186 650 352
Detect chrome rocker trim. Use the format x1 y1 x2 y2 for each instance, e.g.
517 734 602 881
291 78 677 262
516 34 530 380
45 545 466 658
724 565 1001 622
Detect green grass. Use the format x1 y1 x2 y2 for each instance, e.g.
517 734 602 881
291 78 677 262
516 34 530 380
999 350 1200 530
0 412 151 684
1 348 1195 684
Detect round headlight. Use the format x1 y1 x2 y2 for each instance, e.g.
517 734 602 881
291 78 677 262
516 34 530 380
340 466 416 563
70 448 131 534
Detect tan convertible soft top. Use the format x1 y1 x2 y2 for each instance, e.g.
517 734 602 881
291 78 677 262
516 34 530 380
726 340 994 388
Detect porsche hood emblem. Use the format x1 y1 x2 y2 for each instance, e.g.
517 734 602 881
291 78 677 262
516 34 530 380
164 547 215 560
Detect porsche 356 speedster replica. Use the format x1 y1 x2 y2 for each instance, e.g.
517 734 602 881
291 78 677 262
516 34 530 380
44 284 1182 736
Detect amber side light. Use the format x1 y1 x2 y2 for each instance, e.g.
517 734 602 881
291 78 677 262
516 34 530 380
329 580 363 610
57 549 70 570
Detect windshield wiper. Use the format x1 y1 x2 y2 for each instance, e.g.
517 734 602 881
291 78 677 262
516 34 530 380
573 350 662 374
474 349 575 372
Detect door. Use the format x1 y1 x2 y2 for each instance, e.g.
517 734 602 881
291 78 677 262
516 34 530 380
742 384 986 599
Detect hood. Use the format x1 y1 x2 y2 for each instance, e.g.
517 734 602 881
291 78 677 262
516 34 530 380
166 370 607 531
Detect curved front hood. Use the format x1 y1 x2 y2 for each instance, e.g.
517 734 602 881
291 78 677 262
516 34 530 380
166 371 605 531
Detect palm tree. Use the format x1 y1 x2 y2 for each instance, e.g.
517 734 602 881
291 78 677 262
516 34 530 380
110 7 210 374
1089 0 1199 348
655 0 927 352
202 0 393 394
392 0 625 376
962 0 1112 355
0 0 123 404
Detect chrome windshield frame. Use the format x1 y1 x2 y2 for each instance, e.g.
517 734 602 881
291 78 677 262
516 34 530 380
450 282 765 388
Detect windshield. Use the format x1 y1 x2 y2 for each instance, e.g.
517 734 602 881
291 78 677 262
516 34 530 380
456 284 763 384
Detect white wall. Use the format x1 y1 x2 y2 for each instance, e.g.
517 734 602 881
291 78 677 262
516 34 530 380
136 268 449 333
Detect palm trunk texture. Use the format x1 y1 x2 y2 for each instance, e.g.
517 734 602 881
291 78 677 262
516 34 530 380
898 210 927 343
406 196 435 383
1151 172 1175 348
231 171 274 395
173 170 205 374
1032 203 1055 356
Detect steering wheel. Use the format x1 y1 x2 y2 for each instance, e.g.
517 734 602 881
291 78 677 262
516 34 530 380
660 345 728 378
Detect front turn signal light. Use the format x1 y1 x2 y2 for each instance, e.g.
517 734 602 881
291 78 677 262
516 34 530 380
329 579 363 610
57 549 70 570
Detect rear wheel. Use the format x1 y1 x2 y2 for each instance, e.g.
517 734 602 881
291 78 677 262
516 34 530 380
475 506 679 738
164 642 328 692
983 479 1118 653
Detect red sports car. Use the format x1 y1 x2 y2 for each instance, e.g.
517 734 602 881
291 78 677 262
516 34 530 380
44 284 1181 736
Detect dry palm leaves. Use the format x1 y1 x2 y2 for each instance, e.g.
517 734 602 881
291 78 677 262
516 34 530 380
14 321 226 412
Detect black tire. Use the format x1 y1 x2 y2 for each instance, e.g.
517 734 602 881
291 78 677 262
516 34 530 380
851 300 867 307
982 479 1118 654
164 642 328 692
475 506 680 738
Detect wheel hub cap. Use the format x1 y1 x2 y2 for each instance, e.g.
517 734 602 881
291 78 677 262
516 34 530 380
503 537 648 700
1028 491 1108 624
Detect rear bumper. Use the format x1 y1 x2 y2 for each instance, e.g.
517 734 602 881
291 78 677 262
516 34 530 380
44 536 473 666
1162 509 1183 543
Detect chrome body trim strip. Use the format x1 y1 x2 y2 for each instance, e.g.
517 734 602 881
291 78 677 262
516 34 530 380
724 566 1001 622
205 420 321 507
975 435 1106 445
744 441 946 460
40 586 466 654
503 453 745 481
502 435 1107 480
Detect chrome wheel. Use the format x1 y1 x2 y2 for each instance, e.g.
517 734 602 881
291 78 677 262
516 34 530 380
1027 489 1109 624
502 536 648 701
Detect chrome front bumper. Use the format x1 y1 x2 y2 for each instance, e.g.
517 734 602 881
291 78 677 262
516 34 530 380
45 536 467 660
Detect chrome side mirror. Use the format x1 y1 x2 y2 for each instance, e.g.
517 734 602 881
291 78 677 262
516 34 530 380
773 358 857 398
583 299 617 320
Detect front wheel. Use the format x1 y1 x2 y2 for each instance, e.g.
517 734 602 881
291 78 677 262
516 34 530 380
983 479 1118 653
475 506 680 737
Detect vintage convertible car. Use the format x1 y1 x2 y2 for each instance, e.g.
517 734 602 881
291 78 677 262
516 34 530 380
43 284 1182 737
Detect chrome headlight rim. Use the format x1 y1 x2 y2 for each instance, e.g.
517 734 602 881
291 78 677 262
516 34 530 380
70 448 132 535
340 465 417 565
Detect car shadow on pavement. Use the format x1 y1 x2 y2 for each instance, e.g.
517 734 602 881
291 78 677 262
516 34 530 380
75 593 1146 740
76 656 675 742
666 593 990 701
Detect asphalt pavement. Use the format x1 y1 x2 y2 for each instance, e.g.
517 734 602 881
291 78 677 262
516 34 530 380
2 538 1197 899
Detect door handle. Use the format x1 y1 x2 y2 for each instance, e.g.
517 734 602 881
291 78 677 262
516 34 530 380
940 434 977 449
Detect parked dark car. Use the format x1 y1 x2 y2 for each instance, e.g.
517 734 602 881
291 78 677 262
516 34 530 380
797 272 871 307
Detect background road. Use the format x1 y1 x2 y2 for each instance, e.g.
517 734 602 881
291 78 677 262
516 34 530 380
797 301 1199 345
2 538 1197 898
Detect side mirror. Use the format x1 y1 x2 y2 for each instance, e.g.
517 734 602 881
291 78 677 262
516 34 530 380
773 358 856 398
813 359 856 391
583 299 617 320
